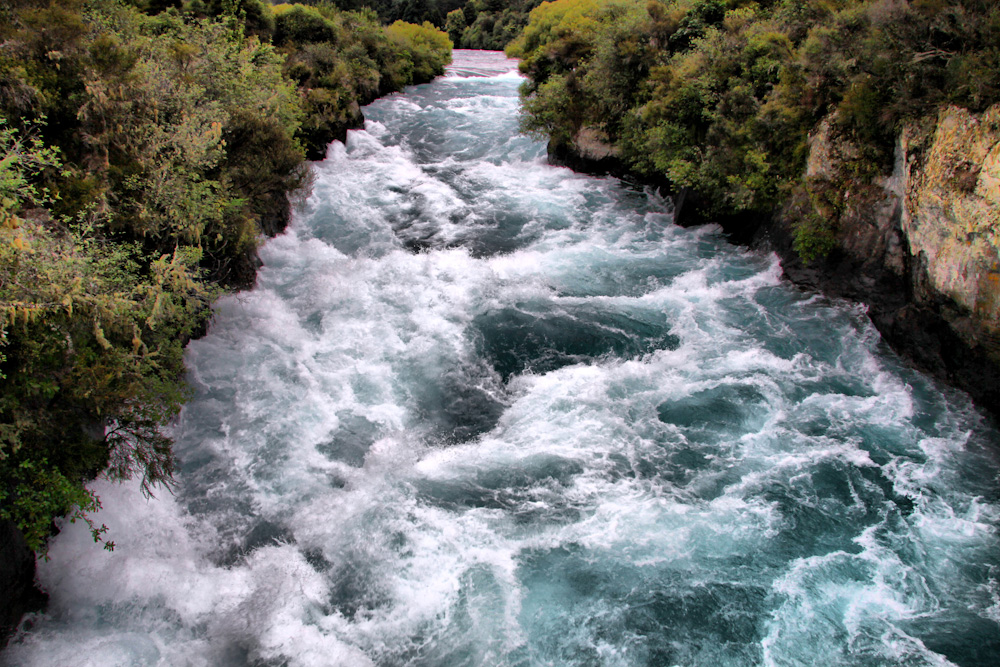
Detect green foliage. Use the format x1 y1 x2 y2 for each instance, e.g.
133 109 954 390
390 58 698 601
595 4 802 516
314 0 470 32
445 7 466 43
272 6 451 157
519 73 577 144
634 7 802 216
214 0 276 39
458 0 544 50
0 129 214 546
0 458 111 554
792 210 838 264
514 0 1000 250
273 3 341 45
506 0 631 84
0 210 212 552
578 2 654 134
385 20 453 82
0 118 63 228
0 0 450 556
788 170 884 263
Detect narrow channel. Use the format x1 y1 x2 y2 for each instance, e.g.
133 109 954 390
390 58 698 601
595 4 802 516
5 50 1000 667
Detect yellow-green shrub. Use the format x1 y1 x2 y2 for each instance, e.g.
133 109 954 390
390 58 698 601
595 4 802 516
386 20 453 83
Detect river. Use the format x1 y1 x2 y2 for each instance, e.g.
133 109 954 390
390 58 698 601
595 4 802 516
4 50 1000 667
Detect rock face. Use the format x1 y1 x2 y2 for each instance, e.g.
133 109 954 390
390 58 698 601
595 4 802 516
769 105 1000 414
904 106 1000 343
548 126 629 178
0 520 45 648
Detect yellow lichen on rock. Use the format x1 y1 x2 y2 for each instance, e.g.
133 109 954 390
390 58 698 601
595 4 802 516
905 104 1000 330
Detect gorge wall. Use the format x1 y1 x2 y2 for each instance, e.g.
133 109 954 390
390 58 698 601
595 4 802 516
766 104 1000 415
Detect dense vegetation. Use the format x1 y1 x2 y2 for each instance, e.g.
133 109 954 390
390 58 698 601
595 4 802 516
0 0 450 554
445 0 547 49
508 0 1000 259
317 0 545 50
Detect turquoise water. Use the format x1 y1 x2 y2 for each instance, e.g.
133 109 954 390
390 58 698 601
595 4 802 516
4 50 1000 667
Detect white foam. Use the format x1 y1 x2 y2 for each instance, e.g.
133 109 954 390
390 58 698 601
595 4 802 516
8 47 1000 667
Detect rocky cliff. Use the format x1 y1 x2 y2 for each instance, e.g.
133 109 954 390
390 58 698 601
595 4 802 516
547 126 629 179
904 106 1000 346
764 104 1000 414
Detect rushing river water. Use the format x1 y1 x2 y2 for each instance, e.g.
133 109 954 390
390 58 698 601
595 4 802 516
5 50 1000 667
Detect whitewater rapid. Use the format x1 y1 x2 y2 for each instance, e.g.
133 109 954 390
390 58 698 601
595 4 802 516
4 50 999 667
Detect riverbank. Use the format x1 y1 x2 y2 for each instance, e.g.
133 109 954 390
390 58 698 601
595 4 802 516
0 0 452 646
549 125 1000 418
514 0 1000 418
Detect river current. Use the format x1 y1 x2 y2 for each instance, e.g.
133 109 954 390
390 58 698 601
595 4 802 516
5 50 1000 667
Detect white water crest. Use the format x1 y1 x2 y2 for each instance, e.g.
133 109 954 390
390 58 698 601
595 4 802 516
4 50 1000 667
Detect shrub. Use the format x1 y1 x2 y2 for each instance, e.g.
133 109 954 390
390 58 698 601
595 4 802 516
273 3 339 45
386 20 453 83
0 0 298 554
792 211 838 264
519 73 577 145
0 0 455 558
445 8 466 44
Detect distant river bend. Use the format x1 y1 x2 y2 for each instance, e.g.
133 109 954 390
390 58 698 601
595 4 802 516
5 50 1000 667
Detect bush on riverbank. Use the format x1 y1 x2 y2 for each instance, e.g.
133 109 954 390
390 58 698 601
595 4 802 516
0 0 450 555
272 4 452 157
509 0 1000 233
449 0 547 49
